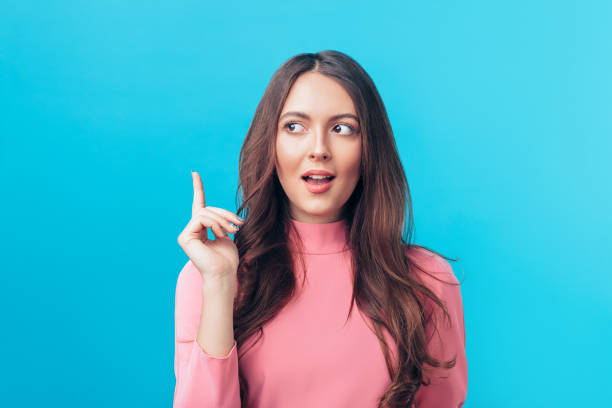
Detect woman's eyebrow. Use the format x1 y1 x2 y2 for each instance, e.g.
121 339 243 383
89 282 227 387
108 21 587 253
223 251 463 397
279 111 359 123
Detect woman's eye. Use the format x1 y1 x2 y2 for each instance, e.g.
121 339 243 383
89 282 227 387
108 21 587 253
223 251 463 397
283 122 356 135
284 122 305 133
333 124 355 135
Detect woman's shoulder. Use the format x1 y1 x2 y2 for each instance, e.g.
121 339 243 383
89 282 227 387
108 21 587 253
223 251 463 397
404 244 466 342
403 245 460 296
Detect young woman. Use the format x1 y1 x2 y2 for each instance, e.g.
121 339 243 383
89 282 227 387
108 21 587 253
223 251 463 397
174 50 467 408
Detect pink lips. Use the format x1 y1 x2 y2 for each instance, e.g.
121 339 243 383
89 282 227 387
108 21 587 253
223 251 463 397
301 169 335 178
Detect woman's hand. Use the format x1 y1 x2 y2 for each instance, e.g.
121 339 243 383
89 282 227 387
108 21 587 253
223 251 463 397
177 170 244 287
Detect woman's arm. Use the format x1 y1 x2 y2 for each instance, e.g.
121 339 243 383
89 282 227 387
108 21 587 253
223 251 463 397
173 260 241 408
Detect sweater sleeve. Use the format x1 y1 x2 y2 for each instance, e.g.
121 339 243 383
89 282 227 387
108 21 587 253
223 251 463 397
413 252 468 408
173 260 241 408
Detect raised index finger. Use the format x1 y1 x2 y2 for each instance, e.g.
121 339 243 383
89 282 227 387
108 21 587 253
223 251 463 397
191 170 205 217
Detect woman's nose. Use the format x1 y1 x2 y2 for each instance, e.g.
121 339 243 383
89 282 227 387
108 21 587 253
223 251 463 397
308 128 331 160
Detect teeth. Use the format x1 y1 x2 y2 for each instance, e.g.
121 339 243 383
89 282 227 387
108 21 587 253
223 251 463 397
306 175 331 179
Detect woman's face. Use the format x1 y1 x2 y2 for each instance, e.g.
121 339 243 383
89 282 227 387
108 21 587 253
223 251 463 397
275 71 362 223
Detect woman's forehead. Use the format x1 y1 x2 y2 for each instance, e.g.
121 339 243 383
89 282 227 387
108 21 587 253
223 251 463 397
281 73 357 118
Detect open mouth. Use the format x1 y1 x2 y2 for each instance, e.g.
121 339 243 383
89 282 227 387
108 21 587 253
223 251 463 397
301 175 335 185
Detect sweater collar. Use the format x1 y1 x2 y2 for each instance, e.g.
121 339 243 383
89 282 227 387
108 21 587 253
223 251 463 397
287 217 350 255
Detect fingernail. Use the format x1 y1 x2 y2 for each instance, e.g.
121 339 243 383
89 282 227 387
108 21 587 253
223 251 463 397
237 216 244 222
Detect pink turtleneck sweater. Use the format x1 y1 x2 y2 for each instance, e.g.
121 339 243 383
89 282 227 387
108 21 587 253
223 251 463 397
173 218 467 407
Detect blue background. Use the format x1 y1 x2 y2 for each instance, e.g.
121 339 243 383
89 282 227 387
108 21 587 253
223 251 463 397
1 1 610 406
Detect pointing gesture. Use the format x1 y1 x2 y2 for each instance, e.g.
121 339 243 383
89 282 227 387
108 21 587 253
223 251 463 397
177 170 244 287
192 168 206 216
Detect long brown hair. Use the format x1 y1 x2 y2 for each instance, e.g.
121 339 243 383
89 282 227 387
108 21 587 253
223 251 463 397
232 50 463 408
